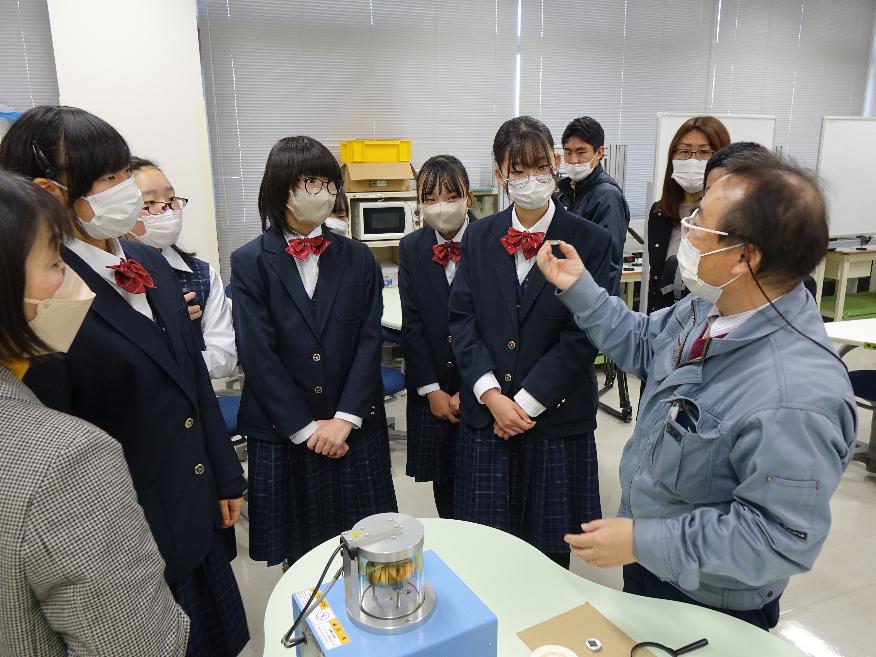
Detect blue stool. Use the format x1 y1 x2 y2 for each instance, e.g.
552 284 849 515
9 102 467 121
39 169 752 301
381 366 406 397
216 393 241 437
849 370 876 473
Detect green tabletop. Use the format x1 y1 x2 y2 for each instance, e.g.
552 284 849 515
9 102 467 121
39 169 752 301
262 518 804 657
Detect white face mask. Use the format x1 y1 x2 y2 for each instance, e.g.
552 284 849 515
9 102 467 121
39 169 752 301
507 176 556 210
325 216 347 235
565 154 598 182
136 208 183 249
676 236 743 305
419 200 468 235
78 176 143 240
286 188 336 228
671 159 707 194
24 267 95 353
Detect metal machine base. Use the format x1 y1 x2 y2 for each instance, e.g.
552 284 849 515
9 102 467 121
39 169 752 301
292 550 496 657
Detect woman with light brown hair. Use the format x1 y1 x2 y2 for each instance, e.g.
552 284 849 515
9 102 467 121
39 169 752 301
647 116 730 313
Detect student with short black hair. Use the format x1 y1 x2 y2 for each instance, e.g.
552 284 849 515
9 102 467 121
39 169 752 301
449 116 613 568
326 188 349 235
0 171 190 657
0 105 249 657
703 142 768 191
231 136 397 569
557 116 630 294
400 154 474 518
127 157 236 379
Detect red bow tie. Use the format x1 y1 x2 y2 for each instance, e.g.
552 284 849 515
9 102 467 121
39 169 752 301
432 241 461 267
107 258 155 294
286 236 331 260
500 226 545 260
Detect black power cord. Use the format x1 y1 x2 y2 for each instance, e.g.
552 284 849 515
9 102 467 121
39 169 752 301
281 543 345 649
746 259 848 371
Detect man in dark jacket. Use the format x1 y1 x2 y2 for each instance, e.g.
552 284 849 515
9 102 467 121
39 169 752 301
557 116 631 294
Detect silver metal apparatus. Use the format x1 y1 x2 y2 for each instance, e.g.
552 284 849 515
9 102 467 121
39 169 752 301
340 513 436 634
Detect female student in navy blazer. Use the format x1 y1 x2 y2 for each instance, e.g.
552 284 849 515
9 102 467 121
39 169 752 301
231 136 397 569
449 116 613 568
0 106 249 657
399 155 475 518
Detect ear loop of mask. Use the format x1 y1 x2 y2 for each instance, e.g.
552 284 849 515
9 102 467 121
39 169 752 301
743 246 847 371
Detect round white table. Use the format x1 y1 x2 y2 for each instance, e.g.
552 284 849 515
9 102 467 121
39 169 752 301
382 286 402 330
262 519 804 657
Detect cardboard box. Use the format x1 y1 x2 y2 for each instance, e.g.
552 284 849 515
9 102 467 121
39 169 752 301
342 162 415 193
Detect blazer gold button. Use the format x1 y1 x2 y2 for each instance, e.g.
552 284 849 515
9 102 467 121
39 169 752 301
194 463 205 475
447 335 453 343
184 417 194 429
507 340 517 350
312 353 321 362
446 361 454 369
504 373 512 383
655 243 660 248
314 385 324 394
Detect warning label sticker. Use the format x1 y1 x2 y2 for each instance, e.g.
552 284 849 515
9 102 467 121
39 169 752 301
292 590 351 651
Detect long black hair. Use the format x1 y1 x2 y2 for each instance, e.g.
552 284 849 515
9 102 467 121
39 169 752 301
258 136 342 233
0 171 72 361
0 105 131 207
492 115 555 177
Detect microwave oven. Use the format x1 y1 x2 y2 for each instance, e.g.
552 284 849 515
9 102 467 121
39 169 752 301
353 200 414 241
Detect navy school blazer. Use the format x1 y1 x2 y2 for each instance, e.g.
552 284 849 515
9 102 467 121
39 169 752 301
23 239 245 585
448 204 613 437
230 226 385 442
398 226 462 396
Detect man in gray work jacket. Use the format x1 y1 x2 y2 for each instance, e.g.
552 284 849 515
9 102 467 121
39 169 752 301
537 150 856 630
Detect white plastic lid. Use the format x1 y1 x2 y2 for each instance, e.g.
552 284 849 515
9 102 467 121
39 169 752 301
531 646 579 657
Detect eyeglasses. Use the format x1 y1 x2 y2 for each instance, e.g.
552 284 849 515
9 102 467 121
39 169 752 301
142 197 188 216
299 177 340 196
674 148 714 161
680 209 730 240
499 167 557 189
631 638 709 656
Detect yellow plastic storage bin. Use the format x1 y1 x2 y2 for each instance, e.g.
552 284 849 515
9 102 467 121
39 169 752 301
340 139 412 164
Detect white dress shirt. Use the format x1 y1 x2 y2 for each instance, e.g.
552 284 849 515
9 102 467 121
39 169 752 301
161 248 237 380
65 238 154 320
472 201 556 418
416 219 469 398
435 218 468 286
707 296 780 337
283 227 362 443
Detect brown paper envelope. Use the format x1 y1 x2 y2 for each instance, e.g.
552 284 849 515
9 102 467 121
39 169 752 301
517 603 655 657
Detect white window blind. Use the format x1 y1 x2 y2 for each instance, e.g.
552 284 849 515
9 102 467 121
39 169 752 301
198 0 518 279
519 0 874 221
0 0 59 113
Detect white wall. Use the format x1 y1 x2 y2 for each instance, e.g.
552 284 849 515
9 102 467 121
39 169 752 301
46 0 220 270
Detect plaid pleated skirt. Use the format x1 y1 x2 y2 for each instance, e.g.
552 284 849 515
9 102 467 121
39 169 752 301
248 424 399 566
171 528 249 657
405 393 458 483
454 423 602 554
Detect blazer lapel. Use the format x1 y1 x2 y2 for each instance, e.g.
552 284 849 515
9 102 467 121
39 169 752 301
489 209 520 324
62 246 196 405
314 228 347 335
518 207 570 322
265 229 319 339
421 230 451 304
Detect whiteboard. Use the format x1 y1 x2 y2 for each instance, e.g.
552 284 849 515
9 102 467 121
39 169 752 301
816 117 876 238
649 113 777 208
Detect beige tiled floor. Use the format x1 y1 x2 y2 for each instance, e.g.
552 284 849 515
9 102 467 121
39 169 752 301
233 353 876 657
